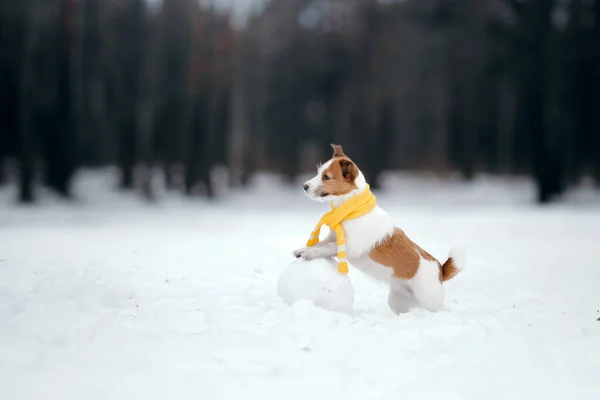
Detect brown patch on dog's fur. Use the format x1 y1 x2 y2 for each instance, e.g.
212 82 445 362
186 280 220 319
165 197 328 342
369 228 432 279
320 158 358 196
440 257 459 282
318 144 358 197
368 228 459 282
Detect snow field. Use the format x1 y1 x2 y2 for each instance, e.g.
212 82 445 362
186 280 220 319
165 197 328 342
1 170 599 399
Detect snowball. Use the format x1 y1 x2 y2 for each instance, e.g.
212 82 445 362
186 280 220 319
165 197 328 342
276 258 354 313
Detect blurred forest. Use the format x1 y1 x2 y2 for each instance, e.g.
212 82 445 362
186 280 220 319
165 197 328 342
0 0 599 204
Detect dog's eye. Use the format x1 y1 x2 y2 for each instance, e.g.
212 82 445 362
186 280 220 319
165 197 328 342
323 175 330 181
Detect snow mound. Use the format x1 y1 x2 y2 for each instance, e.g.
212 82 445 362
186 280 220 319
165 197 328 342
276 258 354 313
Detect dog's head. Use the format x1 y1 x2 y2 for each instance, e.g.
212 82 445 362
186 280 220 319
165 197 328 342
303 144 365 203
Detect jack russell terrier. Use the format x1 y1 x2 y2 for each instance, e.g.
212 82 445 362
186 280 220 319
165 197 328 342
293 144 464 313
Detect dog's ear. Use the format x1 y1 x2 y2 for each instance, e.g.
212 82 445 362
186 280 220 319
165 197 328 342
339 159 356 181
331 143 345 158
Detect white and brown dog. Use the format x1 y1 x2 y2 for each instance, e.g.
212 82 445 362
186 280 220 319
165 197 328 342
293 144 464 314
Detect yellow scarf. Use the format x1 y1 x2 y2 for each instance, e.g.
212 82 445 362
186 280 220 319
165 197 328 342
306 185 376 273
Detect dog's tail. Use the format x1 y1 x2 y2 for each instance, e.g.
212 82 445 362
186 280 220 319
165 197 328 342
440 246 465 282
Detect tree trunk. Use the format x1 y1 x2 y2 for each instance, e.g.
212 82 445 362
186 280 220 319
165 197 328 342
496 76 514 173
182 9 199 196
18 0 37 203
117 0 144 190
283 49 299 184
80 0 105 166
0 45 6 185
118 110 135 189
594 0 600 185
198 10 217 197
136 1 156 200
353 0 381 189
446 66 463 174
199 88 218 198
507 0 562 203
228 35 247 187
528 1 562 203
462 78 478 181
45 0 77 198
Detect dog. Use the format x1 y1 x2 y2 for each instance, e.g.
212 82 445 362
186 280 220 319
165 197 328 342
293 144 464 313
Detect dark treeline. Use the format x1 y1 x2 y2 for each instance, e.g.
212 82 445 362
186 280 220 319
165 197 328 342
0 0 599 204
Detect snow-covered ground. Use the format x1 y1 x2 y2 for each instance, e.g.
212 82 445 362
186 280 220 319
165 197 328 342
1 169 600 400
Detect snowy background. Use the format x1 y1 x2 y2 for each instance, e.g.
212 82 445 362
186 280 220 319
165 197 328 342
3 0 600 398
1 170 600 399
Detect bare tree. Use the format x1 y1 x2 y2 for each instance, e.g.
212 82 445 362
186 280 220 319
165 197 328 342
43 0 77 198
594 0 600 184
17 0 37 203
114 0 144 190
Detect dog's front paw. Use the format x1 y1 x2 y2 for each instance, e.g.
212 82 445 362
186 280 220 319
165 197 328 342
293 247 320 260
292 247 307 259
300 251 316 260
300 249 322 260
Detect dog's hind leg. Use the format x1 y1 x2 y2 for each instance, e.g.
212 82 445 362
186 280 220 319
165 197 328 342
411 258 445 312
388 283 417 315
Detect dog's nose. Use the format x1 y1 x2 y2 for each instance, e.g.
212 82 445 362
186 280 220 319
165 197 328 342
303 184 309 192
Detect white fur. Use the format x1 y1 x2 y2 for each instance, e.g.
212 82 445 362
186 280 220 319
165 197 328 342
350 255 395 283
386 258 445 314
409 258 445 312
387 283 417 314
303 160 333 202
297 161 462 314
449 246 466 272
